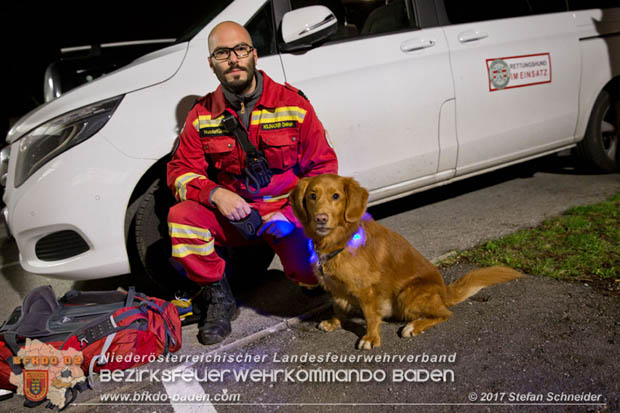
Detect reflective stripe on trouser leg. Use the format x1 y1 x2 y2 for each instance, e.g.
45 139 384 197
171 239 215 258
168 201 226 285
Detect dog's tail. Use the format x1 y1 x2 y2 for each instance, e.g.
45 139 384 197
445 266 523 307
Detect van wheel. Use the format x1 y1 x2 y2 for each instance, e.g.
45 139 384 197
133 178 190 296
576 89 619 172
133 178 276 296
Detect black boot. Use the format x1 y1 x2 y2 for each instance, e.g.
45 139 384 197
196 273 238 345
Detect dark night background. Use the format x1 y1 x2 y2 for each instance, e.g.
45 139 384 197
3 2 205 140
4 1 614 142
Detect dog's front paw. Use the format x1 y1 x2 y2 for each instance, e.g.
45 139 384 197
357 334 381 350
401 323 419 337
318 318 341 332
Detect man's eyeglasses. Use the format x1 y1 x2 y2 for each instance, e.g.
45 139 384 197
210 44 254 61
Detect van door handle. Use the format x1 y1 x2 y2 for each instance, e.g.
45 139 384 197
457 30 488 43
400 38 436 52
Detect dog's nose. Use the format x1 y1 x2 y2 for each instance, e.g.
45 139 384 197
314 213 328 225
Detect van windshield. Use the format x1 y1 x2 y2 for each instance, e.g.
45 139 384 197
55 1 233 48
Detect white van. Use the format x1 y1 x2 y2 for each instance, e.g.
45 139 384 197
2 0 619 288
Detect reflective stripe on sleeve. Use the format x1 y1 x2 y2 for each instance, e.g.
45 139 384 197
172 241 215 258
169 223 213 242
250 106 307 125
193 115 224 131
174 173 206 201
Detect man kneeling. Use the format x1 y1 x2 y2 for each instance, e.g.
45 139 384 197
167 21 338 345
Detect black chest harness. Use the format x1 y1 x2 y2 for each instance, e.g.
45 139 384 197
222 109 272 194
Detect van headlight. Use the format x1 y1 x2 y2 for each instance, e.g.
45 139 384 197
14 95 124 187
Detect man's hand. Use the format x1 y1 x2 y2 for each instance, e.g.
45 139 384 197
257 211 295 238
211 188 252 221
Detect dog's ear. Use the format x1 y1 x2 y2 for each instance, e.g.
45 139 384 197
289 177 312 225
344 177 369 223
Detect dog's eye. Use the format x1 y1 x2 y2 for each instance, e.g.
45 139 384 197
310 193 317 200
332 193 340 200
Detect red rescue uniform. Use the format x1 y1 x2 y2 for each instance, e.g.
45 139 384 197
167 71 338 286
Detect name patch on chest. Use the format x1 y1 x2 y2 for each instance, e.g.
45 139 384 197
261 120 297 131
199 126 229 137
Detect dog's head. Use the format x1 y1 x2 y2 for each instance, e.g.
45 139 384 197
290 174 369 241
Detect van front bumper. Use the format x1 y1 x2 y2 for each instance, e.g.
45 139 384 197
2 133 154 280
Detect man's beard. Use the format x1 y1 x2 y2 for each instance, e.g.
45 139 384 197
216 59 256 95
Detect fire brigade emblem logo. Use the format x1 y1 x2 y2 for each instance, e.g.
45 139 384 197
24 370 49 402
489 59 510 89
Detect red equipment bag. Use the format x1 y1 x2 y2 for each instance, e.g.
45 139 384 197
0 340 16 391
0 286 181 391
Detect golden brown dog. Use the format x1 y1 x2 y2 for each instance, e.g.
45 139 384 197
290 174 523 350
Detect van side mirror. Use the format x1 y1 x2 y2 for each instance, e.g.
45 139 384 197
280 6 338 52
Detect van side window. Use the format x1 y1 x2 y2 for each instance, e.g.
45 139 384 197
526 0 567 14
444 0 617 23
444 0 531 24
291 0 417 42
247 3 277 57
567 0 619 10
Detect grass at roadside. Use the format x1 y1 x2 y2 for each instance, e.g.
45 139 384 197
439 193 619 288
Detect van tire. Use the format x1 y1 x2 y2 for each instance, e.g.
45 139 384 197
133 177 275 295
134 177 189 296
576 89 619 172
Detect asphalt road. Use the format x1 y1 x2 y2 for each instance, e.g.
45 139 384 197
1 153 619 412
